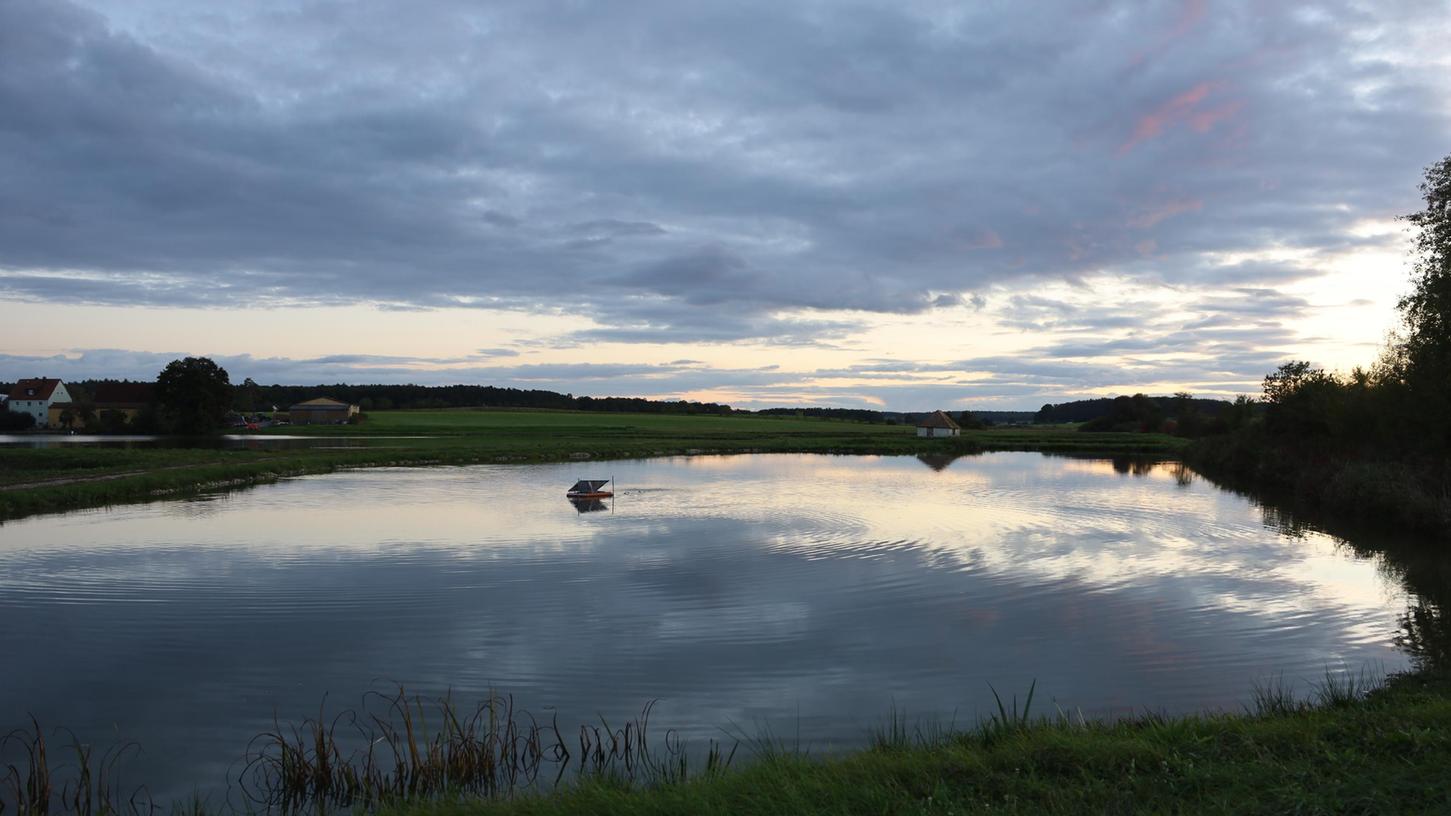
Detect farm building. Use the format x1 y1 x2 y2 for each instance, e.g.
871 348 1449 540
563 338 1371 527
7 378 72 428
92 382 155 422
288 397 359 425
915 410 961 438
48 382 158 428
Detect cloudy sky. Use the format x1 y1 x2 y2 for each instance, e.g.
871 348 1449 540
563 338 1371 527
2 0 1448 410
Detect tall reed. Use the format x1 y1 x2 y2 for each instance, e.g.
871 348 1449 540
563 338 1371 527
1 718 148 816
237 687 735 812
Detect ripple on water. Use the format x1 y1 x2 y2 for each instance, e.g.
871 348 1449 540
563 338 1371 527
0 452 1418 804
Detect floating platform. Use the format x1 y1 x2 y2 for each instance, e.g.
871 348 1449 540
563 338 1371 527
566 479 613 499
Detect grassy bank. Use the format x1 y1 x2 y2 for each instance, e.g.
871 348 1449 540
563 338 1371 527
0 411 1186 522
1185 431 1451 539
16 669 1448 815
9 670 1449 815
380 670 1451 816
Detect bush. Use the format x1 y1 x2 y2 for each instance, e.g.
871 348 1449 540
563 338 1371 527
0 409 35 431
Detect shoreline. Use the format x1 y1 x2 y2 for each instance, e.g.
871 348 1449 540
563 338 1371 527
0 413 1186 522
8 668 1448 815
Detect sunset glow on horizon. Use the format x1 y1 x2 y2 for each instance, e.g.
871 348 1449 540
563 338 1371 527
2 0 1447 410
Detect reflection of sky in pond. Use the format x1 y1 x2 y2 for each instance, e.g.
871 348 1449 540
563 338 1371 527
0 453 1412 801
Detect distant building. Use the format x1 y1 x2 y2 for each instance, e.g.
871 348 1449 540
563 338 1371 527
8 378 71 429
46 383 158 429
287 397 359 425
915 410 961 438
93 382 156 423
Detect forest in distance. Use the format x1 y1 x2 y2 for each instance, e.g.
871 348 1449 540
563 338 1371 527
1 376 1232 430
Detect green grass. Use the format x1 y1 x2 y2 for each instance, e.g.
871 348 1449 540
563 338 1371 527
0 411 1186 522
269 409 905 437
372 670 1451 816
11 670 1450 815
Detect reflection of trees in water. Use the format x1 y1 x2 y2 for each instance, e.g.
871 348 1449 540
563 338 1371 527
1399 599 1451 670
958 449 1443 666
1207 470 1451 672
1109 456 1157 476
1349 536 1451 671
1257 503 1312 539
1038 452 1193 485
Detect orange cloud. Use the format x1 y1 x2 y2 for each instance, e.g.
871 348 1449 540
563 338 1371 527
1119 82 1236 155
1128 197 1204 228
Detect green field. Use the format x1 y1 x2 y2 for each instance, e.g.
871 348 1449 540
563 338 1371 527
277 408 1187 454
0 410 1186 522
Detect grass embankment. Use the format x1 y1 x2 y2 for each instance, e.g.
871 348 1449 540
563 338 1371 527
1185 432 1451 538
12 671 1448 815
0 411 1186 521
371 670 1451 816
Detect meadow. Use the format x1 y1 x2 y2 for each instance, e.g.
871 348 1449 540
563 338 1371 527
0 409 1186 521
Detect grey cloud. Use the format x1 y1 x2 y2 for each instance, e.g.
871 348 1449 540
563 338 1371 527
1 0 1445 406
571 220 669 238
0 0 1440 335
0 350 789 397
0 346 1267 410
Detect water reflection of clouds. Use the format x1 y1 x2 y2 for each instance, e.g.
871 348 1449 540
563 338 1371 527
0 452 1416 801
0 454 1406 620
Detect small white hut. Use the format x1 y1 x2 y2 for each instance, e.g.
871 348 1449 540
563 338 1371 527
915 410 961 438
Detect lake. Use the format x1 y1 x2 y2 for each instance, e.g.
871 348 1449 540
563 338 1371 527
0 452 1418 804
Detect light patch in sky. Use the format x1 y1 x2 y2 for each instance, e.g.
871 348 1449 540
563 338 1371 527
0 0 1447 409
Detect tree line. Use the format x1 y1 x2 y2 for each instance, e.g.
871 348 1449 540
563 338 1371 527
1035 395 1239 432
2 365 737 434
1242 154 1451 461
230 381 734 416
1185 153 1451 534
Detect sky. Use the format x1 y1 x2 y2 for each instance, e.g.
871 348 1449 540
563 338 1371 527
1 0 1449 411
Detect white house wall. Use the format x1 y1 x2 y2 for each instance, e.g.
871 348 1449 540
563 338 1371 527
6 382 71 428
916 427 960 437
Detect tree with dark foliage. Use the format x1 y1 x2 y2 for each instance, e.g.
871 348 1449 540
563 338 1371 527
156 357 232 435
1395 154 1451 453
1 407 35 431
1080 394 1164 433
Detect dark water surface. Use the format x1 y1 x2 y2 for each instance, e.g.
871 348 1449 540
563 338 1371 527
0 453 1416 801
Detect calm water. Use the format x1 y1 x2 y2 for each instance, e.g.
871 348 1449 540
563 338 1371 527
0 453 1418 801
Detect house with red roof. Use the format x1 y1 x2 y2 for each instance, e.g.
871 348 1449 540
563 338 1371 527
915 409 962 438
6 378 72 429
